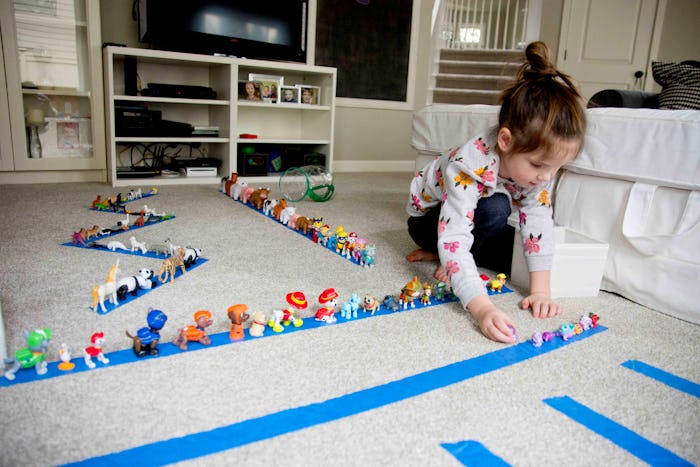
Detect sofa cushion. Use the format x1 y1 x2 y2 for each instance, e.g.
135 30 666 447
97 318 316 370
652 60 700 110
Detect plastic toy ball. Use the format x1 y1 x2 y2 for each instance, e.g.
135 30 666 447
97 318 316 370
279 165 334 202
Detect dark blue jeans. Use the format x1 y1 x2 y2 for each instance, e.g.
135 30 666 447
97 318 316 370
407 193 514 273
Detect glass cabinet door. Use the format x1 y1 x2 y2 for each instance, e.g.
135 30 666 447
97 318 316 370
1 0 105 172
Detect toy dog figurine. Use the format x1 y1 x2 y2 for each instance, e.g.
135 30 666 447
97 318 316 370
173 310 214 350
248 311 267 337
126 308 168 357
227 304 250 340
315 288 339 323
268 292 307 332
84 332 110 368
399 277 422 310
3 328 52 381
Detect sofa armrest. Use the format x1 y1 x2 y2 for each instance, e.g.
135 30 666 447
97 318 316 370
587 89 659 109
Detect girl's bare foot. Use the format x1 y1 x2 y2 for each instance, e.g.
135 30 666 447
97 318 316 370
434 264 449 284
406 248 439 262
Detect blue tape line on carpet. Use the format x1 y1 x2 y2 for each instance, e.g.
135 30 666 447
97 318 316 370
441 440 511 466
621 360 700 398
63 215 176 247
543 396 693 466
61 326 607 466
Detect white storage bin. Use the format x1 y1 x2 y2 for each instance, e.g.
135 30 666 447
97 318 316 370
510 223 609 297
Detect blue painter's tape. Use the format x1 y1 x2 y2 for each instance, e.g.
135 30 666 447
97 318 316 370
543 396 694 466
621 360 700 398
441 440 511 467
61 326 606 466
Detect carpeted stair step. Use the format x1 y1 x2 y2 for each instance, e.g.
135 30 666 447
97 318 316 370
438 60 521 76
432 88 501 105
440 48 524 62
434 73 511 91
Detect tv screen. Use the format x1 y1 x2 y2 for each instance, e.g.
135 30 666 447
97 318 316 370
138 0 307 63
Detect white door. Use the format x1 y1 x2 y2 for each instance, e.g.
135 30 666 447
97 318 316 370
557 0 659 100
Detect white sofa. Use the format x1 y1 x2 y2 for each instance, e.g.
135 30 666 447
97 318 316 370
411 104 700 324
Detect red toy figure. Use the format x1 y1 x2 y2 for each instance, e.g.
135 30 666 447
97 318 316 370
315 288 339 323
227 304 250 340
589 312 600 328
84 332 110 369
268 292 307 332
172 310 214 351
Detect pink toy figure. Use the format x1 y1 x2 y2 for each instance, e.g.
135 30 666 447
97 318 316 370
531 331 543 347
542 331 555 342
84 332 110 369
240 186 256 204
315 288 339 323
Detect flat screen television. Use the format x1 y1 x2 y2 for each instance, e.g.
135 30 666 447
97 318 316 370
138 0 308 63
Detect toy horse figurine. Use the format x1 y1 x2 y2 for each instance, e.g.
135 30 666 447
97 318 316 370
91 261 120 313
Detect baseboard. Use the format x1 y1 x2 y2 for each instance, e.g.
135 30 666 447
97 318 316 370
0 170 108 184
332 160 416 173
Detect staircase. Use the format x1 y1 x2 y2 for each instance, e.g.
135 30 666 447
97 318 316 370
432 49 524 105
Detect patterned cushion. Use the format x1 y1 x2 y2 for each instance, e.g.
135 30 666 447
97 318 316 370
652 61 700 110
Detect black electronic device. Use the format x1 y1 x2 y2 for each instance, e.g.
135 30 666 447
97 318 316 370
137 0 308 63
141 83 217 100
124 57 138 96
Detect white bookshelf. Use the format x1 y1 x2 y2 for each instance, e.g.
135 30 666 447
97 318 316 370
104 46 336 187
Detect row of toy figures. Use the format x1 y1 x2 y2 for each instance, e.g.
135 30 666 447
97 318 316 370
72 206 173 247
2 329 109 381
221 172 376 267
530 312 601 346
90 187 157 212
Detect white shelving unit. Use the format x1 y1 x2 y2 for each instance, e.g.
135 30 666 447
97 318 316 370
104 46 336 187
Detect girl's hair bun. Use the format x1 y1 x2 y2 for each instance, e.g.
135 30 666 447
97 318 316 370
522 41 558 80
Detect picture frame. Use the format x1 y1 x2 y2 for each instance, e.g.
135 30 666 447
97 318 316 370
248 74 283 103
238 80 264 102
297 85 321 105
279 85 300 104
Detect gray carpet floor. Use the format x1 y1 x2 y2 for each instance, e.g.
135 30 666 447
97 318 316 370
0 173 698 466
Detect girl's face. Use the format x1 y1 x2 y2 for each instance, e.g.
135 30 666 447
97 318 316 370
497 128 580 187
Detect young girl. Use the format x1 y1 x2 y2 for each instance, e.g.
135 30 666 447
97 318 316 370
406 41 586 344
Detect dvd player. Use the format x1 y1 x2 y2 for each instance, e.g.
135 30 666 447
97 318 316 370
141 83 217 100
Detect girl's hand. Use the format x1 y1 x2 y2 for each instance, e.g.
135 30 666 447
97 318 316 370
520 293 562 318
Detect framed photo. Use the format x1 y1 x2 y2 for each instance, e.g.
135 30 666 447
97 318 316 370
238 80 263 102
297 85 321 105
279 85 300 104
249 74 283 103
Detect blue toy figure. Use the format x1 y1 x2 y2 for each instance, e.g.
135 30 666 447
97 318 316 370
3 328 52 380
126 308 168 357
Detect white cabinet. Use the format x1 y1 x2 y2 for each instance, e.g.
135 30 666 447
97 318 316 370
0 0 106 183
104 46 336 187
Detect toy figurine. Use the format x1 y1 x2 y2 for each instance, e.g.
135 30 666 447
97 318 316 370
558 323 576 341
249 311 267 337
420 282 433 305
3 328 52 381
91 261 120 313
531 332 543 347
589 312 600 328
116 269 156 301
126 308 168 357
57 344 75 371
489 273 507 293
158 248 187 283
268 292 307 332
382 294 400 311
344 232 357 258
182 246 202 268
315 288 339 323
84 332 110 369
360 244 376 267
250 188 270 210
542 331 556 342
129 236 148 254
399 276 422 310
434 281 449 301
311 217 324 243
173 310 214 350
227 304 250 340
362 294 381 315
340 293 361 319
334 227 348 254
579 314 593 331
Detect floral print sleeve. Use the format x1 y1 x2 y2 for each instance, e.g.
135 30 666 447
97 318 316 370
407 136 500 307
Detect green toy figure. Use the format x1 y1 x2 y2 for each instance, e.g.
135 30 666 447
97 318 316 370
3 328 52 381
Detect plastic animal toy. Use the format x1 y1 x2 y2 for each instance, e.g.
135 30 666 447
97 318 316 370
227 304 250 340
420 282 433 305
84 332 109 369
164 238 181 257
173 310 214 350
362 294 381 315
531 332 543 347
589 313 599 327
182 246 202 268
382 294 400 311
107 240 128 251
353 237 367 261
434 282 449 301
263 198 278 216
311 218 324 243
318 224 332 246
239 186 256 204
117 269 156 301
117 213 130 229
126 308 168 357
269 291 307 332
489 273 507 293
158 248 187 283
399 276 422 309
343 232 357 258
129 236 148 253
133 211 146 227
249 311 267 337
91 194 102 208
279 206 297 225
249 188 270 210
295 216 314 235
57 343 75 371
359 244 376 267
91 261 120 313
579 314 593 331
224 172 238 196
3 328 51 380
559 323 576 341
340 293 361 319
231 180 249 200
334 227 348 254
315 288 339 323
542 331 556 342
127 188 143 200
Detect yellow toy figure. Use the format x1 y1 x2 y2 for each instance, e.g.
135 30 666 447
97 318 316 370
420 282 433 305
489 273 507 293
